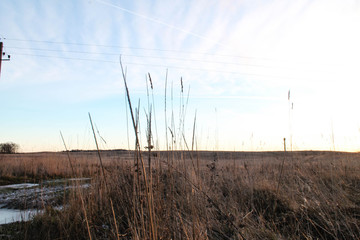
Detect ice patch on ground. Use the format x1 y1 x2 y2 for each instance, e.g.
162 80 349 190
0 183 39 190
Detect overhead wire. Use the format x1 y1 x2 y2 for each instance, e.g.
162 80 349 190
7 46 287 69
5 38 274 61
5 38 338 80
11 52 302 80
13 52 116 63
5 38 347 69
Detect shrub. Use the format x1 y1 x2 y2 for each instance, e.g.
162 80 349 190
0 142 19 154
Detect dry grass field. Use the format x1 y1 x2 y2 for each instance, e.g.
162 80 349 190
0 150 359 239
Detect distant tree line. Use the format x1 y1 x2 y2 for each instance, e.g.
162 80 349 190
0 142 19 154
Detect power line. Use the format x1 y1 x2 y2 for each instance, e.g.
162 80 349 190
7 46 286 69
5 38 349 68
8 45 341 78
6 40 340 79
13 53 116 63
5 38 272 61
12 52 301 80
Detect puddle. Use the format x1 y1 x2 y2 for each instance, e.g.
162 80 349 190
0 205 38 225
0 178 91 225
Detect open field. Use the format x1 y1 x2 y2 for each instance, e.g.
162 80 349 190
0 150 359 239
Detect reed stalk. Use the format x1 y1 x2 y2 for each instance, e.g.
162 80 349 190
88 113 120 240
60 131 92 240
120 57 157 240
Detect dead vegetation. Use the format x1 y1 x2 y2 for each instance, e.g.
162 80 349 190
0 150 359 240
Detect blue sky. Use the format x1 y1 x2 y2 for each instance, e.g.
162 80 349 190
1 0 360 152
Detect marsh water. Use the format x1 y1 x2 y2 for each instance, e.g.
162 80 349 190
0 178 90 224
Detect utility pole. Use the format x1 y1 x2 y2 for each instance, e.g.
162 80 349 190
0 42 2 78
0 41 11 79
288 89 293 151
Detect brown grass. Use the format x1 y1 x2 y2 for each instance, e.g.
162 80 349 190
0 151 132 184
1 150 360 240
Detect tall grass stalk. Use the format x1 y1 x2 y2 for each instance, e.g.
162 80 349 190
60 131 92 240
88 113 120 240
148 73 159 150
120 57 157 240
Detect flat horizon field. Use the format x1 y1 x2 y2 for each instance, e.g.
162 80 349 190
0 149 359 239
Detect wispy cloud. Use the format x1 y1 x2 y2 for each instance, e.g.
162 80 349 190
1 0 360 151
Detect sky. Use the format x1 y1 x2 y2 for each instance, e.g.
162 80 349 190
0 0 360 152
